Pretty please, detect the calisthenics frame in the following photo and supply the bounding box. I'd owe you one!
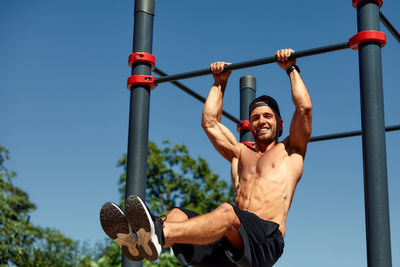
[123,1,397,266]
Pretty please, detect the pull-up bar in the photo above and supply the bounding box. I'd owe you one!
[154,41,350,84]
[152,13,399,86]
[155,66,400,144]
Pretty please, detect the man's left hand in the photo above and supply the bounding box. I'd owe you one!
[276,49,296,70]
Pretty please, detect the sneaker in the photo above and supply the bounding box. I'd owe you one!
[99,202,143,261]
[125,195,165,261]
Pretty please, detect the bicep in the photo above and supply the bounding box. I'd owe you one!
[203,121,241,162]
[288,108,312,156]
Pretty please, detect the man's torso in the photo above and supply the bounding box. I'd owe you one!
[231,140,304,236]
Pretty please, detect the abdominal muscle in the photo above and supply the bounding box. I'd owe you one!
[235,175,290,237]
[232,144,302,237]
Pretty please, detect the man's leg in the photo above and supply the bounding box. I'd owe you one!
[163,203,243,250]
[125,196,244,261]
[166,206,244,266]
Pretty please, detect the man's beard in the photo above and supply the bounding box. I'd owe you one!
[254,127,277,143]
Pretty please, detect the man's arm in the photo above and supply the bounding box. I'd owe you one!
[276,49,312,156]
[201,62,241,162]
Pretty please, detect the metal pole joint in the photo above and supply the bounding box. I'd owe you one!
[349,30,387,50]
[128,52,156,70]
[127,75,157,90]
[237,120,250,132]
[135,0,155,15]
[352,0,383,9]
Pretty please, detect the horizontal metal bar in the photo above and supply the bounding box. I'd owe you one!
[380,11,400,43]
[309,124,400,143]
[153,67,242,125]
[154,41,350,84]
[153,68,399,142]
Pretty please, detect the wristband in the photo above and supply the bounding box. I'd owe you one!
[286,64,300,75]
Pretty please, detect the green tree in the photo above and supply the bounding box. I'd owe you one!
[0,146,92,266]
[119,141,234,214]
[96,140,234,266]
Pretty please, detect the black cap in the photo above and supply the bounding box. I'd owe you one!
[249,95,282,137]
[249,95,281,118]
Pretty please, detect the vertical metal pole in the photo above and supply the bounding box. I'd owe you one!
[123,1,154,266]
[239,75,256,142]
[356,1,392,266]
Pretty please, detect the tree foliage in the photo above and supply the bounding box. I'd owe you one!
[118,140,234,214]
[96,140,234,266]
[0,140,234,266]
[0,146,92,266]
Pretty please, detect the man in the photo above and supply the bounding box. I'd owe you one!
[100,48,312,266]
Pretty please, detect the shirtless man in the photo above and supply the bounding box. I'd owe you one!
[100,48,312,266]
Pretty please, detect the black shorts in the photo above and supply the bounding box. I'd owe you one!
[171,205,284,267]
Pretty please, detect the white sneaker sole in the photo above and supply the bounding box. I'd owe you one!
[125,195,162,261]
[99,202,142,261]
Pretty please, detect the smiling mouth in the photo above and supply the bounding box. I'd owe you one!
[257,128,270,134]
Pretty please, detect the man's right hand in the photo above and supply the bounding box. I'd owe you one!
[210,62,232,84]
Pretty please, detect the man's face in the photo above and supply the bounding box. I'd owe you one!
[249,105,281,143]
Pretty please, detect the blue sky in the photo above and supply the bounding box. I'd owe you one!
[1,1,399,266]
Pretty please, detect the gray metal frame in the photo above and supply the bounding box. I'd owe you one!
[123,1,397,266]
[355,1,392,266]
[124,0,154,266]
[239,76,256,143]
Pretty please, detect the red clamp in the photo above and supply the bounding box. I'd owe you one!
[349,30,386,50]
[127,75,157,90]
[241,141,255,149]
[128,52,155,70]
[352,0,383,8]
[237,120,250,132]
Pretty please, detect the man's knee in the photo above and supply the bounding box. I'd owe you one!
[215,203,240,227]
[216,202,233,212]
[165,208,189,222]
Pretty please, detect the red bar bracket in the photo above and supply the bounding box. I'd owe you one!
[241,141,255,149]
[237,120,250,132]
[128,52,155,70]
[349,30,386,50]
[127,75,157,90]
[352,0,383,8]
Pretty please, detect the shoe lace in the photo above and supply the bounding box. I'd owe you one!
[158,215,167,228]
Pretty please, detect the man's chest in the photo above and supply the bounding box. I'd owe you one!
[238,146,288,180]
